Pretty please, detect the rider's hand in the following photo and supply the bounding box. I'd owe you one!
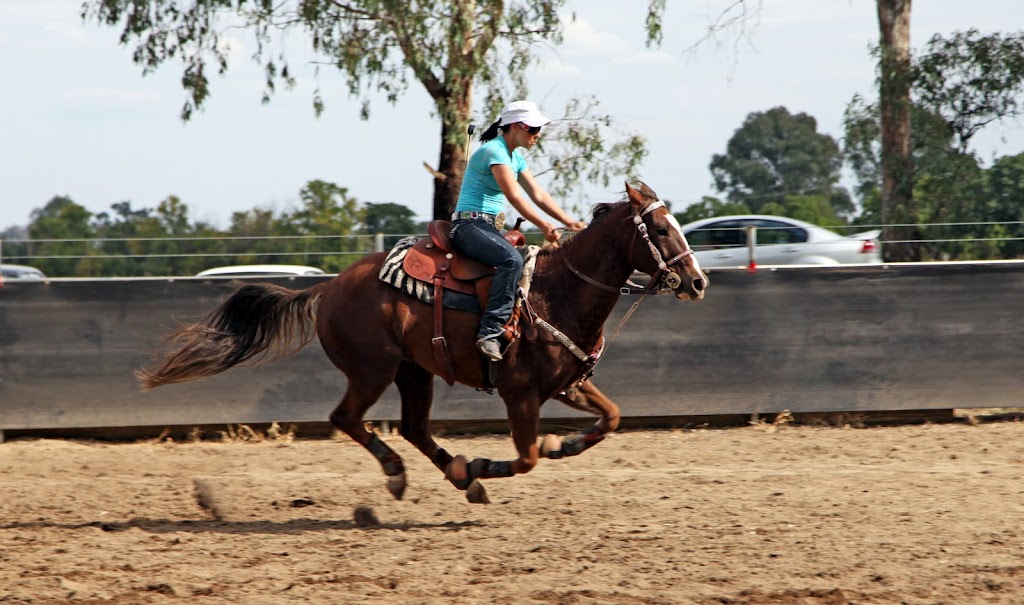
[564,220,587,232]
[542,223,561,245]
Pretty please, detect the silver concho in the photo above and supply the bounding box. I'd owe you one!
[495,211,506,231]
[664,271,682,290]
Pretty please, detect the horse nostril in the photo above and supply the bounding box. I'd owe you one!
[694,278,706,292]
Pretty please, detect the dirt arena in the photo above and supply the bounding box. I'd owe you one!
[2,419,1023,604]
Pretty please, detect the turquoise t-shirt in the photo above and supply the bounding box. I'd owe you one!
[455,138,528,215]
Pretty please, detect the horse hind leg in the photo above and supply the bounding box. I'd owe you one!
[541,381,621,459]
[329,374,408,500]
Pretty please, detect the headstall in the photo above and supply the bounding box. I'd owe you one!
[563,199,694,295]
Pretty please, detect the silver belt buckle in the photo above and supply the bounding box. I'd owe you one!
[495,212,506,230]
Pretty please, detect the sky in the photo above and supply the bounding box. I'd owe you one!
[2,0,1024,232]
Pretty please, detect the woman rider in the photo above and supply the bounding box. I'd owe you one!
[450,100,587,362]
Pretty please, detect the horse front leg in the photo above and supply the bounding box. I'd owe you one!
[541,380,621,459]
[447,395,542,504]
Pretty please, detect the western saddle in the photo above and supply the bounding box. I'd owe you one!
[401,219,526,385]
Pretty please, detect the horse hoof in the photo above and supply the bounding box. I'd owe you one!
[446,455,469,484]
[540,434,563,458]
[387,473,407,500]
[466,480,490,504]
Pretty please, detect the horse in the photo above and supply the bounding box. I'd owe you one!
[137,181,708,503]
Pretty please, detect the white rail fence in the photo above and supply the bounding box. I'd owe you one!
[2,220,1024,277]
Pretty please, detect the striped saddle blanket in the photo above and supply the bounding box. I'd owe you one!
[378,236,539,313]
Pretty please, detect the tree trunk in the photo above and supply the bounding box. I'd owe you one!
[876,0,920,261]
[429,72,474,220]
[431,120,469,220]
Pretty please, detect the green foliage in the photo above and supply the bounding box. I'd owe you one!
[83,1,664,219]
[913,29,1024,152]
[27,196,96,277]
[762,195,843,228]
[842,94,1024,261]
[364,202,419,250]
[363,202,417,235]
[533,96,648,208]
[709,106,853,219]
[11,181,419,277]
[980,152,1024,259]
[842,95,882,209]
[853,28,1024,261]
[672,196,750,225]
[277,180,366,272]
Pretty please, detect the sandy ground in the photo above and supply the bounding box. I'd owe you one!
[1,420,1023,605]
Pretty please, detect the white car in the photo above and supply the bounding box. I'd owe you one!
[680,215,882,268]
[1,263,47,281]
[195,264,327,277]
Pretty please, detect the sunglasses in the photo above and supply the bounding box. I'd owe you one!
[521,124,542,135]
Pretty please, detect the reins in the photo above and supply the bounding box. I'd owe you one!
[562,200,694,296]
[525,198,696,397]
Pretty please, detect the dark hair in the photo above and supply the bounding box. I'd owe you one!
[479,119,502,142]
[479,120,541,142]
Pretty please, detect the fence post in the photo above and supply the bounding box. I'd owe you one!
[374,233,385,253]
[746,226,757,273]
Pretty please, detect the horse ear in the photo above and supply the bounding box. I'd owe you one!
[625,181,644,209]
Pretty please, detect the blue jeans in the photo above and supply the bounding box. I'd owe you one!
[449,218,524,340]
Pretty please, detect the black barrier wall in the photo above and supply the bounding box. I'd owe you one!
[2,263,1023,430]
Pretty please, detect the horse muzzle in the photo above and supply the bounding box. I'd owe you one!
[673,271,708,301]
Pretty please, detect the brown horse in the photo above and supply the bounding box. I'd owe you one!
[138,181,708,503]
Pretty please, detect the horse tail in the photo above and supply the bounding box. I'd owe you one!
[136,282,328,390]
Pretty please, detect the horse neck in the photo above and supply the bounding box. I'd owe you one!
[532,210,637,342]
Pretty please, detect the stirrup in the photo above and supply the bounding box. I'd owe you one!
[476,338,503,362]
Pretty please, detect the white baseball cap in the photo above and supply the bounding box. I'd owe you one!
[499,100,552,128]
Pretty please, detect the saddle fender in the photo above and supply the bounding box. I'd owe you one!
[402,220,526,385]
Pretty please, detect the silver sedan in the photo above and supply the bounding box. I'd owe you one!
[680,215,882,268]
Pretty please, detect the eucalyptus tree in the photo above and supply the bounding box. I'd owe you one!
[84,1,667,219]
[671,196,750,225]
[875,0,915,261]
[983,153,1024,260]
[363,201,419,250]
[90,201,154,276]
[913,29,1024,154]
[709,106,852,221]
[844,97,989,260]
[846,28,1024,260]
[26,196,95,277]
[277,180,366,271]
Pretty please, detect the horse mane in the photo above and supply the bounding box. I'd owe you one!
[539,180,660,261]
[589,180,659,223]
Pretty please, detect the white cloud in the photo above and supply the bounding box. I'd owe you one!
[563,17,629,56]
[562,16,673,65]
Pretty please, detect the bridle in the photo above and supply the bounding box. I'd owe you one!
[541,198,698,398]
[563,199,695,295]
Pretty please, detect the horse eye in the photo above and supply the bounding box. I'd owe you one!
[656,227,669,236]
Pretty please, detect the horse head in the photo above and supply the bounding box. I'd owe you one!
[624,181,708,301]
